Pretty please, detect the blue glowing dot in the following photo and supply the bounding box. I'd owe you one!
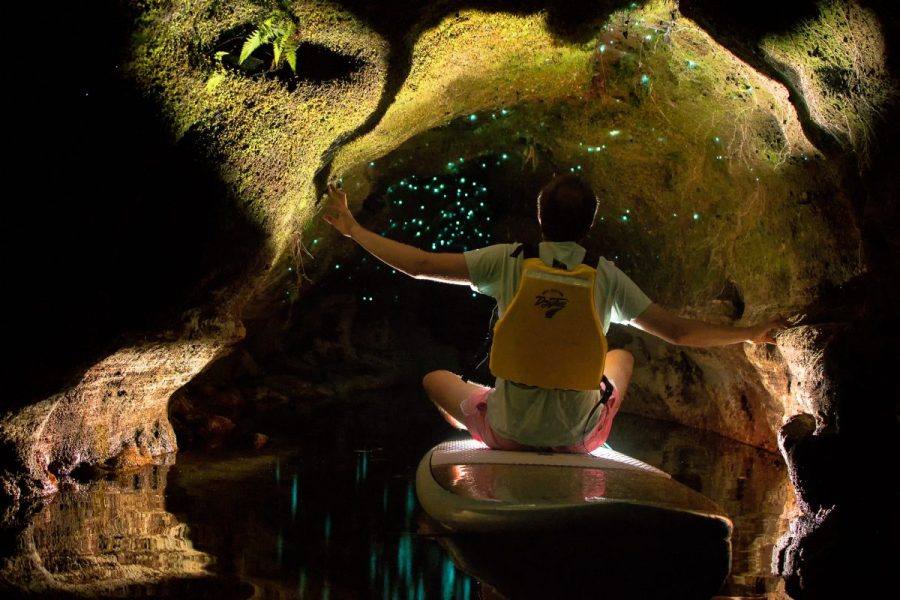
[459,157,464,162]
[621,215,629,222]
[460,178,466,183]
[599,44,606,53]
[335,264,341,269]
[468,114,477,122]
[714,136,721,144]
[687,60,697,69]
[693,213,700,220]
[644,34,652,41]
[501,108,509,115]
[640,74,650,85]
[447,162,455,169]
[501,154,509,160]
[288,266,293,272]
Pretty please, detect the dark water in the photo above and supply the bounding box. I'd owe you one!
[0,391,790,599]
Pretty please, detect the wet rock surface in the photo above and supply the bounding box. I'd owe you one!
[6,1,900,597]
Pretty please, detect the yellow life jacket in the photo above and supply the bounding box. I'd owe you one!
[489,244,608,391]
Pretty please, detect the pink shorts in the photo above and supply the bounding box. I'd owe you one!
[459,383,622,453]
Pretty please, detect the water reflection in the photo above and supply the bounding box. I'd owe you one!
[0,464,226,597]
[609,415,793,598]
[165,440,476,599]
[0,398,789,599]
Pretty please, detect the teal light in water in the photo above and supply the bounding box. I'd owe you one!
[291,474,298,519]
[324,513,332,542]
[405,483,415,526]
[397,536,412,579]
[468,114,477,122]
[640,74,650,85]
[441,559,456,600]
[599,43,606,53]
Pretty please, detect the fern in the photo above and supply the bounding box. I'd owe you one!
[284,43,298,74]
[238,15,299,75]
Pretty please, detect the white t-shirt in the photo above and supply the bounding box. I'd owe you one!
[463,241,652,447]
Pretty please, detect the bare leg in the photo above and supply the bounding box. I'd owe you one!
[603,349,634,401]
[422,370,487,430]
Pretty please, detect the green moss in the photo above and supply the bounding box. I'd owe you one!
[761,0,896,162]
[126,0,868,319]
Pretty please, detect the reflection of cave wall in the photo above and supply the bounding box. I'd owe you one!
[0,465,222,597]
[4,1,900,596]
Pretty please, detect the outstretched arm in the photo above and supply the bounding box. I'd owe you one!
[631,303,787,347]
[322,183,470,284]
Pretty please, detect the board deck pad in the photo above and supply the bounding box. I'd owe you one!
[430,438,669,477]
[417,438,731,532]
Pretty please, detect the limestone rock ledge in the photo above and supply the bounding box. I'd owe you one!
[1,339,225,502]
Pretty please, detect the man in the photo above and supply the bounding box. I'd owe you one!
[323,174,785,453]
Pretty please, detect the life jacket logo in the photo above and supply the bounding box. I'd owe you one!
[534,289,567,318]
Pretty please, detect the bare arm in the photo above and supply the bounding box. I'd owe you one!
[631,303,787,347]
[322,183,470,284]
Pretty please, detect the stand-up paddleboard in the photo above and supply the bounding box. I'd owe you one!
[416,438,733,535]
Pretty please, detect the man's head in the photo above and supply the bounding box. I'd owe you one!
[537,174,599,242]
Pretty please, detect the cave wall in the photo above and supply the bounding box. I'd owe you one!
[4,0,899,595]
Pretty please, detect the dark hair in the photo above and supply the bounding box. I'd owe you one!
[537,174,598,241]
